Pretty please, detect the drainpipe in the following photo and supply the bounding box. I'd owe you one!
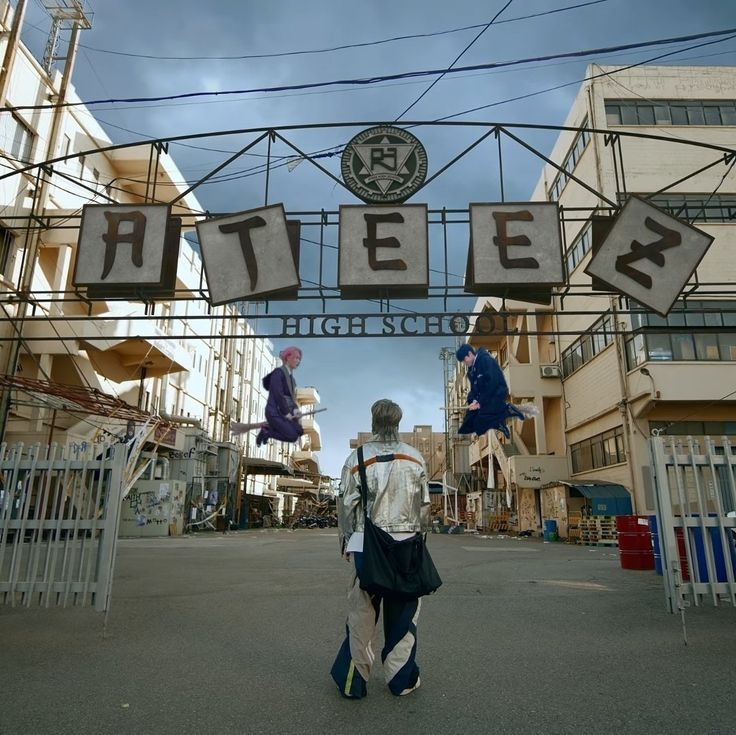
[611,297,638,512]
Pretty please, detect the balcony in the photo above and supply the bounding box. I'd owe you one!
[301,416,322,452]
[504,363,562,399]
[296,386,320,407]
[292,449,319,478]
[25,317,189,381]
[276,476,317,491]
[628,362,736,417]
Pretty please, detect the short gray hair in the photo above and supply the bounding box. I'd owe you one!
[371,399,402,441]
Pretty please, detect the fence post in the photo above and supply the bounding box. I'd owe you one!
[94,444,126,612]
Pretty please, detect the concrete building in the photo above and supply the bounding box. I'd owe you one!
[0,1,322,530]
[452,65,736,536]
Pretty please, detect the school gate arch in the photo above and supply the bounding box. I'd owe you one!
[0,120,735,610]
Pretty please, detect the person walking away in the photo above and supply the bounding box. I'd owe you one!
[331,399,430,699]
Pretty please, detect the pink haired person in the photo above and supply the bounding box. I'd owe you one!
[255,346,305,446]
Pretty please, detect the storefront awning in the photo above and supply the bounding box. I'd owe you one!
[561,481,632,516]
[570,483,631,500]
[242,457,293,476]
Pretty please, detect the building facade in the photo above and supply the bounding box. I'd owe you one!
[451,65,736,535]
[0,2,322,530]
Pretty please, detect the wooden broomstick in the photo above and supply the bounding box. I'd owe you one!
[229,407,327,436]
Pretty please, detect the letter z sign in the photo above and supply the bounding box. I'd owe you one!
[585,196,714,317]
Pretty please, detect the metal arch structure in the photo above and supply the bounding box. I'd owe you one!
[0,119,735,345]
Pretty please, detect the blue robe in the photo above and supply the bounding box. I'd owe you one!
[256,366,304,445]
[458,348,522,438]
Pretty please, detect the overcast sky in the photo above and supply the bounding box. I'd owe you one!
[18,0,736,478]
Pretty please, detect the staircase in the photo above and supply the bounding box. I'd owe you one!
[488,431,522,486]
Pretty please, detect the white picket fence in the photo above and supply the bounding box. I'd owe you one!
[0,442,126,611]
[650,435,736,614]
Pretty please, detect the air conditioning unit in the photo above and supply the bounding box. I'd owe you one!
[540,364,561,378]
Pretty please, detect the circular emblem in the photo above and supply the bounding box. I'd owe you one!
[449,315,470,335]
[341,125,428,204]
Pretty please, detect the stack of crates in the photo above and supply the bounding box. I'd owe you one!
[567,511,582,544]
[580,515,618,546]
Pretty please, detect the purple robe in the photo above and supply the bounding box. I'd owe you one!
[257,366,304,444]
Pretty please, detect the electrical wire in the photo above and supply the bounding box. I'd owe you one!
[395,0,515,121]
[5,27,736,114]
[70,1,611,62]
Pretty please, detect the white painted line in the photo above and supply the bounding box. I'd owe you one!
[461,546,539,552]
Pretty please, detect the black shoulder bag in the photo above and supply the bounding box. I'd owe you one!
[356,446,442,601]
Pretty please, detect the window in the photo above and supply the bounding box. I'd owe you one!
[0,225,14,276]
[625,301,736,367]
[561,314,615,377]
[0,113,34,162]
[606,99,736,127]
[564,224,592,275]
[547,120,590,201]
[643,194,736,223]
[571,426,625,473]
[649,421,736,438]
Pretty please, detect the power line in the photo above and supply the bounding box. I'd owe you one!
[144,36,736,190]
[81,44,736,172]
[6,27,736,114]
[433,32,736,122]
[395,0,515,121]
[72,1,610,62]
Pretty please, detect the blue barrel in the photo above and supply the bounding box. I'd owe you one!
[543,519,558,542]
[689,516,736,582]
[652,514,736,581]
[649,515,663,576]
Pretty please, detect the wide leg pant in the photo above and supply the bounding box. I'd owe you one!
[330,557,421,698]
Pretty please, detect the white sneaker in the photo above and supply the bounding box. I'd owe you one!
[399,677,420,696]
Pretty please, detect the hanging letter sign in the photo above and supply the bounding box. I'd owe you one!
[338,204,429,298]
[196,204,300,305]
[585,196,714,317]
[466,202,564,295]
[73,204,179,297]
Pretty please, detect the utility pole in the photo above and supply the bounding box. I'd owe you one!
[438,347,453,477]
[0,1,91,442]
[0,0,28,107]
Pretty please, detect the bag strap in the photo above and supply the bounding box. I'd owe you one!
[357,448,398,513]
[357,445,369,518]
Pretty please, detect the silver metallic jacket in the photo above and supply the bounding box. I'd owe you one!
[337,439,431,551]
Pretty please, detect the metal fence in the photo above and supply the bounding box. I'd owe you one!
[0,442,126,611]
[650,435,736,615]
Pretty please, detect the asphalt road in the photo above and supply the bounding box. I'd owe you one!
[1,530,734,735]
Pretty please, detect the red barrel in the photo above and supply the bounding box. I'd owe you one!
[675,527,690,581]
[616,515,655,570]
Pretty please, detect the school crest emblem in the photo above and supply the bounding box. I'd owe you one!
[341,125,428,203]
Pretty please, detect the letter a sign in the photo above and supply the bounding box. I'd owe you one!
[585,196,714,317]
[73,204,179,296]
